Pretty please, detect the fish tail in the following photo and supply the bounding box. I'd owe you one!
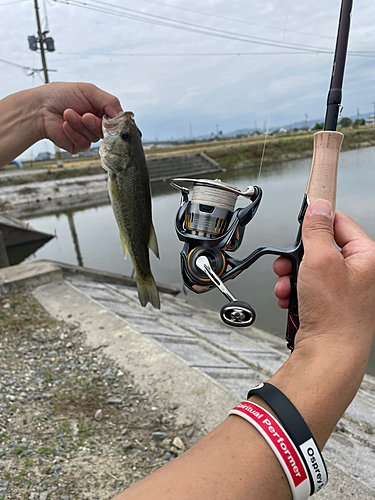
[136,272,161,309]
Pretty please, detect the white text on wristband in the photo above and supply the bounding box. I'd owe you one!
[229,401,310,500]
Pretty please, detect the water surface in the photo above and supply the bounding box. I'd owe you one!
[19,146,375,374]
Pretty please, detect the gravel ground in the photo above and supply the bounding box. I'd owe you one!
[0,291,203,500]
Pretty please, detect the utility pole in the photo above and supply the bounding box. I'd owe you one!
[34,0,49,83]
[31,0,63,167]
[373,102,375,124]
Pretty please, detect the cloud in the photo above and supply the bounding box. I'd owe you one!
[1,0,374,156]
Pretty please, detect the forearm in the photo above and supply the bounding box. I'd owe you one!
[0,87,44,167]
[113,344,368,500]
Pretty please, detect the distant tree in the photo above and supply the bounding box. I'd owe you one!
[338,117,352,128]
[313,122,324,130]
[353,118,365,128]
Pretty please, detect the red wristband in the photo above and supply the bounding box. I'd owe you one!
[229,401,310,500]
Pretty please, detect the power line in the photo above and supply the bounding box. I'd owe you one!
[0,0,29,5]
[53,0,375,56]
[57,51,314,57]
[0,56,52,74]
[51,0,333,54]
[55,49,375,59]
[131,0,370,46]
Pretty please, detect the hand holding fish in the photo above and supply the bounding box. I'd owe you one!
[43,82,123,154]
[0,82,122,168]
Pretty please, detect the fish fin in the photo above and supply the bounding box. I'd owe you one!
[136,272,160,309]
[148,222,160,259]
[119,232,128,259]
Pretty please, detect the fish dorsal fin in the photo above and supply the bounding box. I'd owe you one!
[148,222,160,259]
[119,232,128,259]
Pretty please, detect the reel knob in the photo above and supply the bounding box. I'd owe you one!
[220,300,256,327]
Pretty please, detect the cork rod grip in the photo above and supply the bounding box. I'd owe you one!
[306,130,344,211]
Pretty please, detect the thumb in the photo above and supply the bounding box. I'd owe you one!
[302,199,335,262]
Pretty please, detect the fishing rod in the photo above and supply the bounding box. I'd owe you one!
[170,0,353,351]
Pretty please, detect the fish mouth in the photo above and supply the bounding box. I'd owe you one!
[102,111,135,136]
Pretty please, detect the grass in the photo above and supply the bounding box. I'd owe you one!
[208,128,375,170]
[2,127,375,189]
[0,292,51,336]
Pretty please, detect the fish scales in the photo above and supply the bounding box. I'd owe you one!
[99,111,160,309]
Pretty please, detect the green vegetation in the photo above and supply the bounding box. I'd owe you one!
[207,128,375,170]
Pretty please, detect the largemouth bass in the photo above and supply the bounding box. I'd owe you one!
[99,111,160,309]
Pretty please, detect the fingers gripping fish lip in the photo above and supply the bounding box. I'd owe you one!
[102,111,135,136]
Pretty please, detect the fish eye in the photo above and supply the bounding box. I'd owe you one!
[121,131,129,141]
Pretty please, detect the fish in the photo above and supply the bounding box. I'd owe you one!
[99,111,160,309]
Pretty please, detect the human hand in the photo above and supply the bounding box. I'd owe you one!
[273,200,375,355]
[39,82,123,154]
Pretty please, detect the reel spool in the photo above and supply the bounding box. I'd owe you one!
[184,181,239,240]
[171,178,262,251]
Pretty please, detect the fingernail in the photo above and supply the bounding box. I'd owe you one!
[86,117,96,128]
[309,199,333,218]
[67,113,77,124]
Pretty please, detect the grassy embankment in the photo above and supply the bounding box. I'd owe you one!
[2,127,375,187]
[207,127,375,170]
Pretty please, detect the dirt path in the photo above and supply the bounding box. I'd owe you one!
[0,291,203,500]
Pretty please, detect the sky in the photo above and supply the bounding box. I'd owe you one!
[1,0,375,158]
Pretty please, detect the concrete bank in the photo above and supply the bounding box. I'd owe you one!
[1,261,375,499]
[0,152,221,210]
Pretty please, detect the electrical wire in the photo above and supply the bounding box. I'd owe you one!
[0,0,29,5]
[53,0,375,56]
[0,57,57,75]
[55,50,375,58]
[0,57,43,73]
[51,0,345,55]
[56,51,314,57]
[42,0,50,32]
[133,0,371,47]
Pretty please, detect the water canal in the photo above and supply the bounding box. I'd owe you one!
[15,146,375,375]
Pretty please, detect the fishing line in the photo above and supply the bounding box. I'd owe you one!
[257,0,292,185]
[192,184,238,211]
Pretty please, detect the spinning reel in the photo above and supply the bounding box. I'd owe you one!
[170,178,305,343]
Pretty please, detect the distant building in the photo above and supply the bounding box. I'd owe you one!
[36,152,52,161]
[365,116,375,126]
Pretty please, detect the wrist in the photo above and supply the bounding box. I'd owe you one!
[0,87,45,167]
[27,86,46,142]
[267,344,367,449]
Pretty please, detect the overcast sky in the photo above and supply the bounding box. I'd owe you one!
[1,0,375,157]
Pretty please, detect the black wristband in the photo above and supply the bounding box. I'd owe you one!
[247,382,328,495]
